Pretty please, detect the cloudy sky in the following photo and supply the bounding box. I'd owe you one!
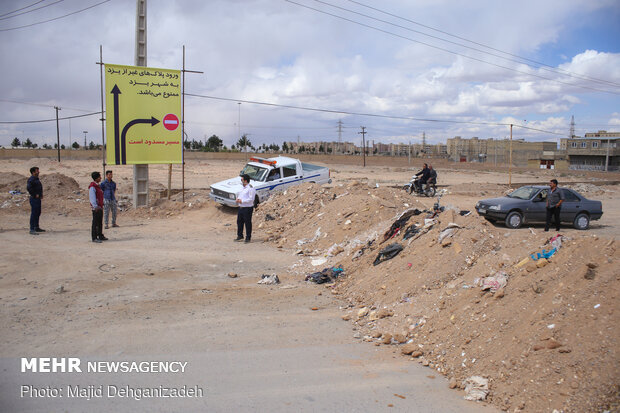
[1,0,619,149]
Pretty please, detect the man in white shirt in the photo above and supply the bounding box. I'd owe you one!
[235,174,257,243]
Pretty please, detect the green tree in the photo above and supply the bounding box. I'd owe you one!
[24,138,33,148]
[42,143,51,149]
[319,144,324,153]
[11,137,20,147]
[282,142,289,153]
[61,144,65,149]
[183,140,191,150]
[236,135,252,152]
[72,142,80,149]
[88,141,96,150]
[207,135,223,152]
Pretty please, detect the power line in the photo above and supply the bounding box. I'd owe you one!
[185,92,566,136]
[344,0,620,89]
[0,0,111,32]
[0,111,101,124]
[0,98,97,112]
[0,0,64,22]
[0,0,47,18]
[285,0,619,95]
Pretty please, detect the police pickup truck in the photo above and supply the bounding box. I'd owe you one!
[209,156,332,207]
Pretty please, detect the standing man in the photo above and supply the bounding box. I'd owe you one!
[545,179,564,232]
[235,174,256,243]
[100,170,119,229]
[89,172,108,243]
[27,166,44,235]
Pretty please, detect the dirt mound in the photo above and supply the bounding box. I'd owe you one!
[41,173,80,196]
[254,182,619,413]
[0,172,28,192]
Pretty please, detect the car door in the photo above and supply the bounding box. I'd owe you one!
[279,163,299,190]
[526,189,547,222]
[559,189,581,222]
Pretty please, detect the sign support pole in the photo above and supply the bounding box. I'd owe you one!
[98,45,106,175]
[133,0,149,208]
[179,45,203,203]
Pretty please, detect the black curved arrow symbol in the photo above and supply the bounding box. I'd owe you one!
[121,117,160,164]
[110,85,121,164]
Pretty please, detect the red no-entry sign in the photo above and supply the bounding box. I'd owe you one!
[163,113,179,131]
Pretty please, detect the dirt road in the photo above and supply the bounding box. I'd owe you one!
[0,206,495,412]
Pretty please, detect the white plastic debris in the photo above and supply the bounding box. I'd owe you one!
[463,376,489,401]
[257,274,280,285]
[311,258,327,267]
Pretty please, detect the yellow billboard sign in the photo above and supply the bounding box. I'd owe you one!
[105,64,182,164]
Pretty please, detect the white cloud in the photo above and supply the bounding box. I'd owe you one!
[0,0,619,147]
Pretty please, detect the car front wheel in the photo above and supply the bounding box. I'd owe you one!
[505,211,523,229]
[573,213,590,230]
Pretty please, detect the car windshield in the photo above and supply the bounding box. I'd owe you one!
[507,186,539,200]
[240,164,268,182]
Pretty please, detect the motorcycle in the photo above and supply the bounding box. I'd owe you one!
[403,176,437,197]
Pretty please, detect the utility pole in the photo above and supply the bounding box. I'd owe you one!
[133,0,149,208]
[422,131,426,155]
[605,138,610,172]
[83,131,88,148]
[54,106,61,162]
[509,124,513,187]
[337,119,343,154]
[408,140,411,165]
[358,126,366,167]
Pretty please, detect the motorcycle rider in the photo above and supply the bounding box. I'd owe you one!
[428,165,437,186]
[414,163,430,192]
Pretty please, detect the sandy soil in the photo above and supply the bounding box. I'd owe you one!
[0,156,618,412]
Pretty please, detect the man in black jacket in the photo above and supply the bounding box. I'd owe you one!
[27,166,44,235]
[414,163,430,192]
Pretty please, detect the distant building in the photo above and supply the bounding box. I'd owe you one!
[560,131,620,171]
[446,136,557,166]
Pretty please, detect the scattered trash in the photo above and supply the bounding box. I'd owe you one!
[514,257,530,268]
[54,285,65,294]
[9,190,22,195]
[327,244,345,257]
[594,304,601,309]
[478,271,508,292]
[403,224,419,240]
[547,324,555,329]
[352,239,375,260]
[257,274,280,285]
[373,243,404,266]
[438,223,461,243]
[459,210,471,216]
[306,267,344,284]
[297,227,322,246]
[227,272,238,278]
[265,214,276,221]
[463,376,489,401]
[311,257,328,267]
[547,234,564,250]
[383,209,421,241]
[530,248,556,261]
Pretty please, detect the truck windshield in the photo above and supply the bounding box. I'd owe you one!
[240,164,268,182]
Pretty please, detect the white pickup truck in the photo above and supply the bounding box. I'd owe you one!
[209,156,332,207]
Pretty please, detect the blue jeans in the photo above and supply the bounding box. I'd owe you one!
[29,197,41,231]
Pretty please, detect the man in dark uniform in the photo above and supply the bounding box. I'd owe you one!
[545,179,564,232]
[27,166,44,235]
